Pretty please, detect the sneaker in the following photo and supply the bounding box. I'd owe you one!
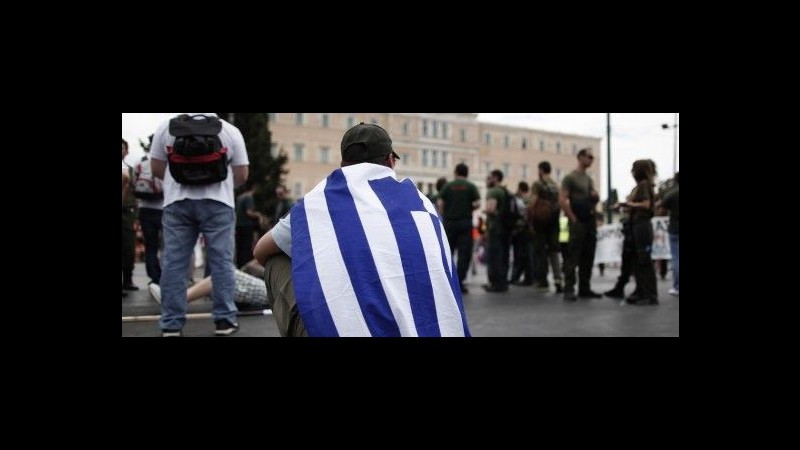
[162,329,182,337]
[563,292,578,301]
[148,283,161,304]
[122,284,140,291]
[578,290,603,299]
[215,320,240,336]
[669,288,679,296]
[604,288,625,299]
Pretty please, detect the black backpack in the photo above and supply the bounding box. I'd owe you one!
[499,187,524,231]
[167,114,228,185]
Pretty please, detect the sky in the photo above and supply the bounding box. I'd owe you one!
[122,113,678,198]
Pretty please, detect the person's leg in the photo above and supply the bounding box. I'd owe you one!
[198,200,237,326]
[563,221,585,297]
[187,276,212,302]
[532,228,548,287]
[546,226,563,292]
[264,253,307,337]
[121,209,137,288]
[631,220,658,304]
[669,232,679,293]
[160,201,198,332]
[455,220,473,289]
[139,208,163,284]
[578,224,597,294]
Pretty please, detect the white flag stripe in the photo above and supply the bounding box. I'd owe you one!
[411,211,465,337]
[343,166,418,336]
[416,190,454,277]
[304,178,371,336]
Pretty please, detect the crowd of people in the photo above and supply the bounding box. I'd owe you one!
[123,115,679,337]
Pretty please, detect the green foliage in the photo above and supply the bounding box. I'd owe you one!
[216,113,288,216]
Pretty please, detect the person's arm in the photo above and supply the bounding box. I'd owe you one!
[122,168,130,204]
[485,197,498,216]
[151,159,166,180]
[254,231,281,266]
[559,186,577,223]
[233,166,248,188]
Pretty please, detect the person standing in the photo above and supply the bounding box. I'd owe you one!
[121,138,139,294]
[660,172,679,296]
[437,164,480,293]
[621,159,659,305]
[134,134,164,285]
[269,185,294,229]
[559,148,601,301]
[150,113,249,336]
[530,161,563,293]
[483,170,510,293]
[235,180,265,268]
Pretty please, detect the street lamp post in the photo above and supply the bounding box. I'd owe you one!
[662,113,678,175]
[606,113,612,224]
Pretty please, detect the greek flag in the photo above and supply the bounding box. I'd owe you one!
[291,164,471,337]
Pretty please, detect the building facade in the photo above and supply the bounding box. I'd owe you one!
[269,113,602,204]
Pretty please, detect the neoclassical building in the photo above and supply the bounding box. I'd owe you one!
[269,113,602,202]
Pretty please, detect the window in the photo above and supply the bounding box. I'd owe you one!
[268,113,276,123]
[294,144,304,162]
[271,143,278,158]
[573,143,577,155]
[503,163,511,178]
[433,121,439,138]
[504,136,510,148]
[442,122,448,139]
[296,113,304,125]
[422,149,429,166]
[294,182,302,198]
[423,120,429,137]
[540,140,545,152]
[485,133,491,145]
[522,164,528,180]
[441,151,449,168]
[460,129,466,142]
[321,114,329,128]
[347,116,355,129]
[371,118,378,125]
[556,168,562,182]
[432,150,439,168]
[401,153,409,165]
[521,138,527,150]
[484,161,491,174]
[556,141,561,153]
[320,146,330,164]
[402,122,409,136]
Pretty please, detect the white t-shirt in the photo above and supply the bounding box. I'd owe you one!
[150,113,248,209]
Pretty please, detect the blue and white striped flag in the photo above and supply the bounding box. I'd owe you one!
[290,164,471,337]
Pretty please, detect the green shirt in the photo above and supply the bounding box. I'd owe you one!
[438,179,480,221]
[661,186,679,234]
[486,186,506,235]
[561,170,595,221]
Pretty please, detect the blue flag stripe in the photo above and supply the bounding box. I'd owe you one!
[370,178,441,336]
[301,178,371,336]
[290,199,339,337]
[325,170,401,337]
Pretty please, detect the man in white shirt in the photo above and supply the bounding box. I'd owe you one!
[150,113,249,336]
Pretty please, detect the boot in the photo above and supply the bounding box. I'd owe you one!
[604,285,625,299]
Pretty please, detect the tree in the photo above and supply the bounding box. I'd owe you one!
[217,113,288,216]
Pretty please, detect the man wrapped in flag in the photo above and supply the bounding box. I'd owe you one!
[254,123,471,337]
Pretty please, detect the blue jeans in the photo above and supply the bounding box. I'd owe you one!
[160,199,237,331]
[669,232,679,291]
